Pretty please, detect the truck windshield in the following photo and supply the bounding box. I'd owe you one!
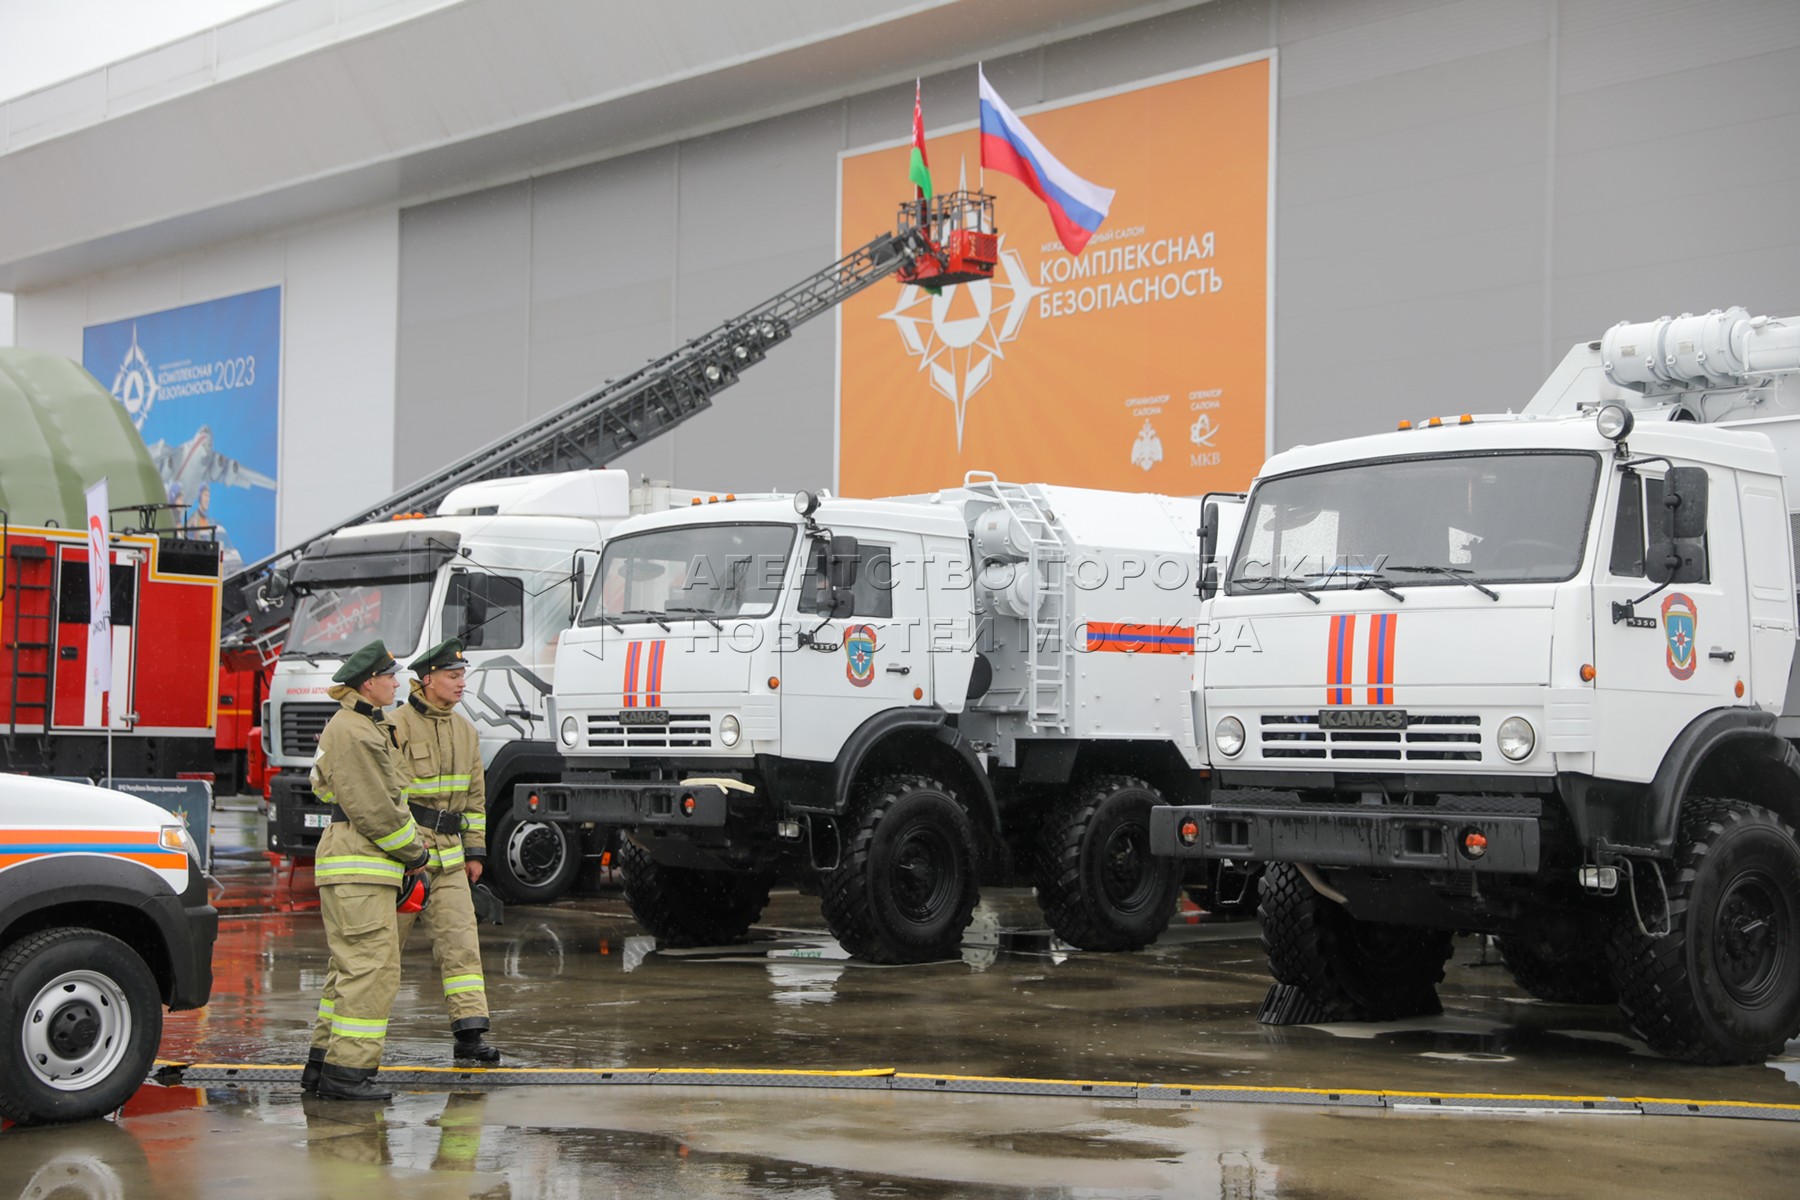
[1226,450,1600,593]
[582,523,796,624]
[286,574,434,658]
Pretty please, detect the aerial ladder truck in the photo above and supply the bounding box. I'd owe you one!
[236,192,1000,903]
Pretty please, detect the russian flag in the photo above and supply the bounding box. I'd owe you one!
[978,67,1114,255]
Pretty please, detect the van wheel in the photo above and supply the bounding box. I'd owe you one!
[1034,775,1181,951]
[489,810,581,904]
[822,775,979,964]
[1607,799,1800,1063]
[0,928,162,1125]
[1258,863,1452,1020]
[617,837,772,946]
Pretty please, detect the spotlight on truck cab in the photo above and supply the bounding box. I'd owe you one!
[794,490,821,517]
[1596,403,1635,442]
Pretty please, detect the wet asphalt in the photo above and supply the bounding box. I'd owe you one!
[1,803,1796,1198]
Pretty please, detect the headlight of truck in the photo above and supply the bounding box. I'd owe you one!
[1497,716,1535,761]
[719,714,741,748]
[559,715,580,748]
[1214,715,1246,757]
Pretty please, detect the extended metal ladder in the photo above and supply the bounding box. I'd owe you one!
[964,474,1071,733]
[220,200,990,649]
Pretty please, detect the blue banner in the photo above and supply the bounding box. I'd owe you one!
[83,287,281,569]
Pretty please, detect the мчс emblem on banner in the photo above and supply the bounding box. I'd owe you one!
[845,625,878,688]
[1131,419,1163,472]
[1662,592,1697,681]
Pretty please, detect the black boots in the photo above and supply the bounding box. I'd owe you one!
[300,1047,326,1093]
[315,1062,393,1101]
[452,1028,501,1064]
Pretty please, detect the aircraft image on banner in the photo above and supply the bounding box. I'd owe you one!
[146,425,277,500]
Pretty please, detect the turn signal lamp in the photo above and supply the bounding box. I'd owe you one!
[158,825,191,853]
[1580,663,1597,682]
[767,676,780,690]
[527,792,541,813]
[681,794,697,817]
[1462,830,1488,859]
[1736,680,1746,698]
[1178,818,1201,847]
[913,687,924,700]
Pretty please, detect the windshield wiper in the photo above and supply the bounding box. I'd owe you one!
[1229,573,1321,604]
[1384,565,1500,601]
[591,614,627,633]
[619,609,672,631]
[665,606,724,630]
[1350,572,1406,602]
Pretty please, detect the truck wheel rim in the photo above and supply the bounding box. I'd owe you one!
[891,825,956,923]
[1100,820,1157,913]
[507,821,567,885]
[22,970,134,1092]
[1715,869,1787,1007]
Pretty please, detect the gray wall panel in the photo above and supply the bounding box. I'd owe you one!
[395,181,532,487]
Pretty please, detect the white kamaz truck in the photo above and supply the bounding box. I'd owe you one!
[264,469,699,902]
[1154,307,1800,1064]
[531,476,1216,961]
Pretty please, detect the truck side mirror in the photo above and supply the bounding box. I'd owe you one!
[1665,467,1709,540]
[1199,502,1221,599]
[1647,539,1707,585]
[828,535,860,589]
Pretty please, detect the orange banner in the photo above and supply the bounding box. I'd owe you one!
[838,56,1272,498]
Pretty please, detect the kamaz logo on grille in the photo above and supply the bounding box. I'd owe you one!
[1317,708,1409,730]
[618,709,671,727]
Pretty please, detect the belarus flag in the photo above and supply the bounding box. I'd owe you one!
[978,66,1114,255]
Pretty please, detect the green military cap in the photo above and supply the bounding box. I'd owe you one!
[333,639,398,687]
[410,637,469,674]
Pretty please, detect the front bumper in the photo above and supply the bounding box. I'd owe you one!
[1150,800,1540,874]
[519,779,732,828]
[267,774,332,857]
[144,890,218,1010]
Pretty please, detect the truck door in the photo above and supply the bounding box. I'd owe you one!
[51,546,138,730]
[779,531,929,763]
[1590,463,1748,782]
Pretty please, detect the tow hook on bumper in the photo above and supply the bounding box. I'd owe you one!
[1148,803,1539,874]
[516,781,732,827]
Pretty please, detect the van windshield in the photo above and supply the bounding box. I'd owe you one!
[1226,450,1600,594]
[581,523,796,625]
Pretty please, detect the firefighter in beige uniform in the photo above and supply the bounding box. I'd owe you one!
[299,639,430,1102]
[390,637,501,1063]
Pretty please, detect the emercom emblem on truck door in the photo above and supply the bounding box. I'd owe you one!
[845,625,877,688]
[1662,592,1697,680]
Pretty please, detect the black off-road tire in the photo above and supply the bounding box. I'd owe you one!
[0,928,163,1125]
[1606,799,1800,1064]
[821,775,980,964]
[489,809,582,905]
[1495,931,1616,1004]
[617,837,773,947]
[1033,775,1181,951]
[1258,863,1453,1020]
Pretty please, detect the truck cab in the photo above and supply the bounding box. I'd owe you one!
[538,479,1207,962]
[264,469,697,902]
[1156,307,1800,1065]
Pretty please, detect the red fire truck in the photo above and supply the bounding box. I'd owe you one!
[1,516,222,779]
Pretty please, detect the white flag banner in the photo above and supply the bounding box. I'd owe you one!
[84,478,112,722]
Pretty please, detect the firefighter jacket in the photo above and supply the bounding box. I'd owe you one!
[390,679,488,872]
[310,685,429,886]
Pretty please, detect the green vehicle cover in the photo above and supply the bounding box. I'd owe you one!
[0,347,167,531]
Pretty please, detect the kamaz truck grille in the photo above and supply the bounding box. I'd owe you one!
[586,713,713,750]
[280,703,338,756]
[1258,713,1481,762]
